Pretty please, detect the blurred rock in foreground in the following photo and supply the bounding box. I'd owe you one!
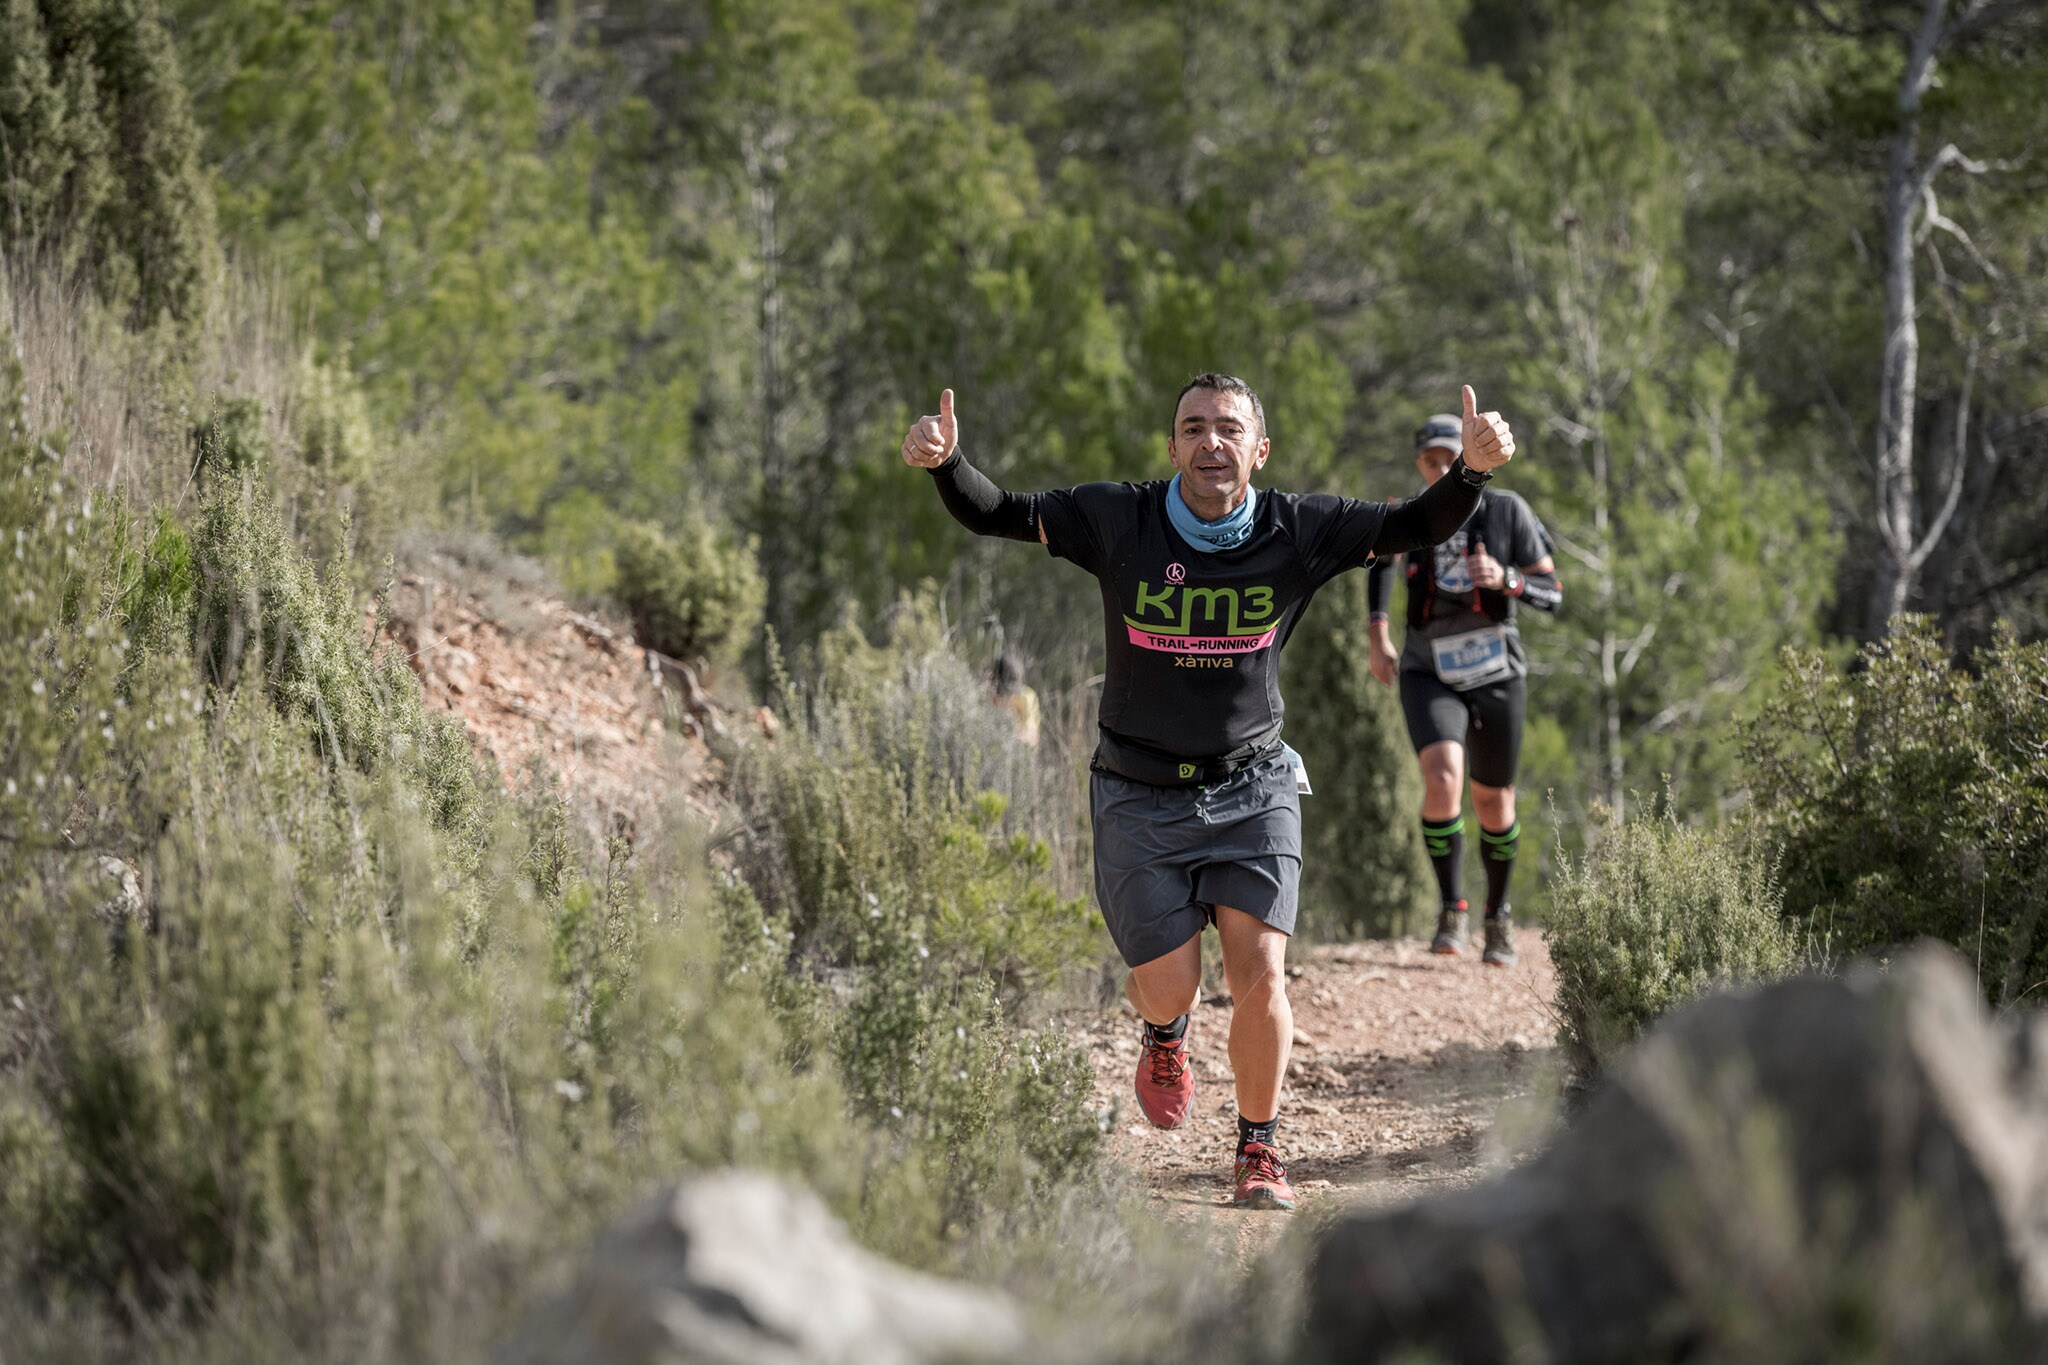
[1305,943,2048,1363]
[497,1171,1023,1365]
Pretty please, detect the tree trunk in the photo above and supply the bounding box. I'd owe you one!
[1866,0,1949,639]
[1593,425,1624,820]
[747,127,790,638]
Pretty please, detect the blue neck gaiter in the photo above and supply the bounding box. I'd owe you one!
[1165,475,1257,552]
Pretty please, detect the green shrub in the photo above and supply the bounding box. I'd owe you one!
[733,602,1100,993]
[108,506,198,664]
[833,896,1100,1252]
[188,394,269,480]
[1744,621,2048,1006]
[1548,807,1804,1077]
[726,596,1108,1257]
[0,349,191,1049]
[0,345,1131,1357]
[0,352,882,1356]
[5,713,868,1335]
[187,470,491,881]
[278,354,408,572]
[611,516,764,666]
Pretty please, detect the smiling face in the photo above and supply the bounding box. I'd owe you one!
[1168,387,1270,519]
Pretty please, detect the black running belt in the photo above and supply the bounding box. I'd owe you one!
[1091,722,1285,787]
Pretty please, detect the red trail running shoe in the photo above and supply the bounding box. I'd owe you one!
[1134,1030,1194,1130]
[1231,1142,1296,1211]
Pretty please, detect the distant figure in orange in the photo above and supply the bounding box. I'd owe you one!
[991,652,1041,748]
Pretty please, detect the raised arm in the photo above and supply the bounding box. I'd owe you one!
[1376,385,1516,556]
[902,388,1045,544]
[1377,468,1481,555]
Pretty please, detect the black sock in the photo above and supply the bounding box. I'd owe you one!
[1422,814,1464,906]
[1143,1013,1188,1044]
[1237,1113,1278,1153]
[1480,820,1519,917]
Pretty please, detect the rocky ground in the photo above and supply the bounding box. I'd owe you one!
[1067,932,1563,1264]
[377,539,728,840]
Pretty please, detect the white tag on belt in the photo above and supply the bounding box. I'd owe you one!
[1280,743,1313,796]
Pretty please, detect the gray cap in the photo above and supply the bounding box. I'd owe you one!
[1414,414,1463,454]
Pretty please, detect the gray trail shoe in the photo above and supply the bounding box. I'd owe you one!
[1482,909,1517,968]
[1429,902,1469,956]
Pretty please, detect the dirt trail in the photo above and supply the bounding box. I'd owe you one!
[1068,933,1562,1262]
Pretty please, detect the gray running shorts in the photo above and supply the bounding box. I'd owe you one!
[1088,753,1302,968]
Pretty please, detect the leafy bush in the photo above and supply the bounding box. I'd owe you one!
[1744,620,2048,1006]
[188,394,269,479]
[734,602,1099,989]
[0,346,893,1358]
[2,335,847,1309]
[726,596,1108,1256]
[279,353,408,570]
[187,470,491,880]
[611,516,764,666]
[1548,807,1804,1077]
[0,340,1132,1358]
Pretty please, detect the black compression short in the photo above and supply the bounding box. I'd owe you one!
[1397,671,1525,789]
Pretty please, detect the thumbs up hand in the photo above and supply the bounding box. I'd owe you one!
[1460,385,1516,472]
[1466,536,1507,590]
[901,388,960,468]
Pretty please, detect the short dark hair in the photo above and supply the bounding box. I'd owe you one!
[1173,373,1266,442]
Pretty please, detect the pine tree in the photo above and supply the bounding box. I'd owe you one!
[0,0,218,321]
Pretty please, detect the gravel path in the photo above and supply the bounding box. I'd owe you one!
[1067,932,1563,1263]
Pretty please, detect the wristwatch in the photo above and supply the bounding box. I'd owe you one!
[1452,457,1493,488]
[1504,566,1522,596]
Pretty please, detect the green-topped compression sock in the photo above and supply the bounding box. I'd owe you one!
[1480,820,1520,917]
[1421,814,1464,906]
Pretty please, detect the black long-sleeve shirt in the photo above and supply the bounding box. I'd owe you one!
[929,452,1481,761]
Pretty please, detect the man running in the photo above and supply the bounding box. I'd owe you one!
[1367,412,1561,968]
[902,376,1517,1209]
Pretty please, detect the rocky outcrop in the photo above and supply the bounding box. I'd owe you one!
[496,1171,1023,1365]
[377,539,733,843]
[1303,943,2048,1362]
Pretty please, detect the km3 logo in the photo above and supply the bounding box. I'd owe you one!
[1128,580,1279,636]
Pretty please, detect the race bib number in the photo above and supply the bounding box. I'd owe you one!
[1430,626,1514,691]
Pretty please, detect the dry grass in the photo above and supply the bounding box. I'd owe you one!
[3,250,299,503]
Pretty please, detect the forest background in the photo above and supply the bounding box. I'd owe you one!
[3,0,2047,1359]
[13,0,2048,894]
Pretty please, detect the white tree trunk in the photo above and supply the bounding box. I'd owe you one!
[746,124,791,633]
[1869,0,1951,638]
[1592,427,1624,820]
